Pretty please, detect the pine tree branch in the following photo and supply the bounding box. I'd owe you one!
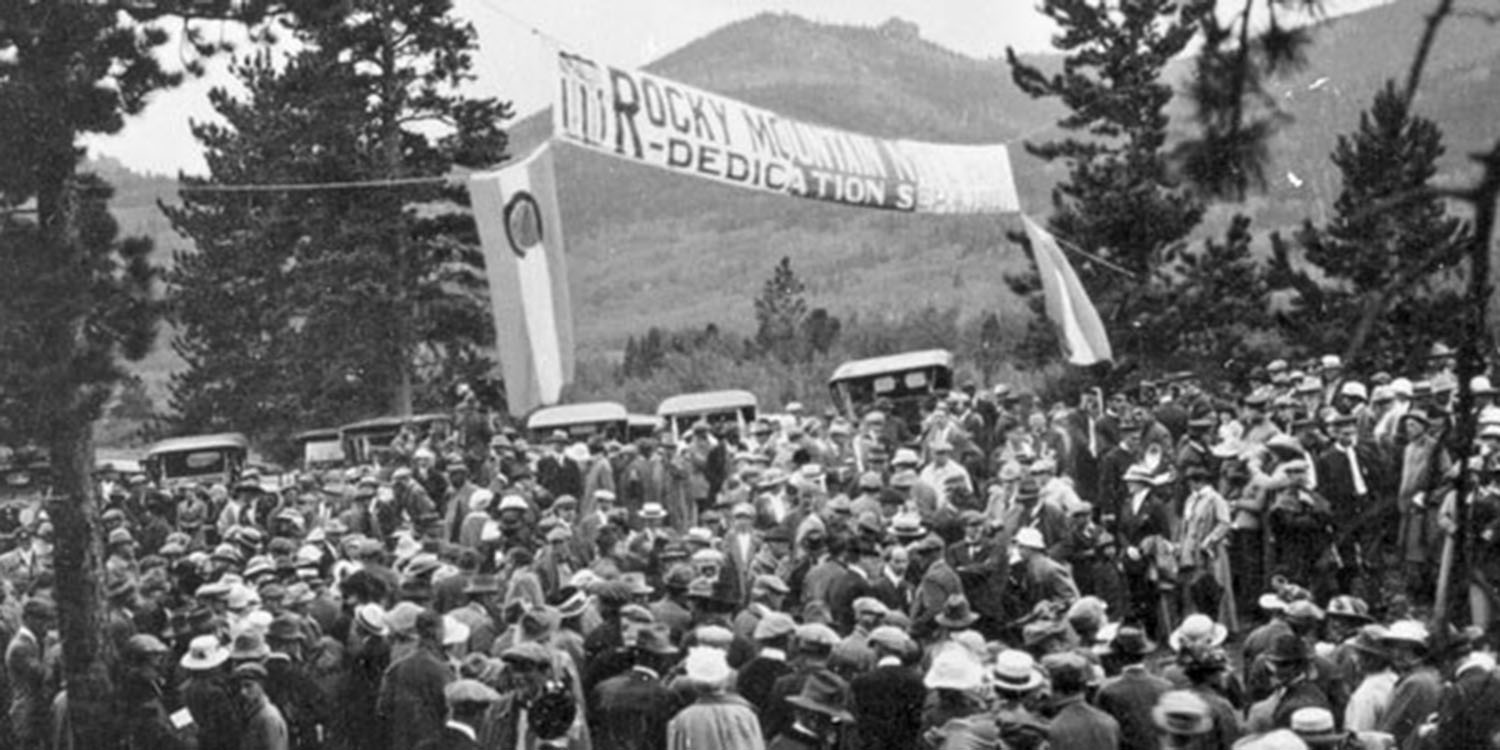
[1403,0,1457,108]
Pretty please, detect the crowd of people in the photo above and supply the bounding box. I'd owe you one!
[5,344,1500,750]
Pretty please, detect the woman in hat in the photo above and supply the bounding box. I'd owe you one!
[1117,462,1172,639]
[1178,465,1236,631]
[1174,646,1244,748]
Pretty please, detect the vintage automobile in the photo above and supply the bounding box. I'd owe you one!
[338,413,452,465]
[292,428,346,471]
[657,389,759,442]
[526,402,629,442]
[828,348,954,430]
[145,433,250,490]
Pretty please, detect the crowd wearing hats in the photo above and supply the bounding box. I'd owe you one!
[6,348,1500,749]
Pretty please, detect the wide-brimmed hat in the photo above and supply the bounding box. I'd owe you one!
[890,511,927,539]
[634,624,679,655]
[1153,690,1212,736]
[785,670,853,721]
[1379,620,1430,649]
[229,630,270,661]
[354,603,389,637]
[1325,595,1373,623]
[1122,464,1155,485]
[990,649,1045,692]
[1290,707,1347,746]
[925,646,985,691]
[1169,614,1227,652]
[639,502,668,520]
[935,594,980,628]
[180,634,230,671]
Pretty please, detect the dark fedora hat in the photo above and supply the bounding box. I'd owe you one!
[785,670,853,722]
[1265,632,1312,664]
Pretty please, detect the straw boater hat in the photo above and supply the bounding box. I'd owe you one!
[1290,707,1347,747]
[990,649,1045,693]
[1153,690,1213,737]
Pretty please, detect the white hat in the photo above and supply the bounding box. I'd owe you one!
[1474,376,1498,395]
[990,649,1045,692]
[469,489,495,513]
[1014,527,1046,551]
[180,634,230,671]
[442,615,471,647]
[498,495,528,513]
[1339,381,1368,401]
[1390,378,1414,398]
[924,646,985,691]
[1320,354,1342,370]
[1380,619,1429,646]
[683,646,732,686]
[891,448,921,467]
[1168,614,1228,651]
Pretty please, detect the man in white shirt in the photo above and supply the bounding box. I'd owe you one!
[918,440,972,511]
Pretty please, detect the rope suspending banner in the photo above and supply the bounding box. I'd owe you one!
[177,175,453,193]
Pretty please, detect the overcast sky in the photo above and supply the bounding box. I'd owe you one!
[85,0,1390,175]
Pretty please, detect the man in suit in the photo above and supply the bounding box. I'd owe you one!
[1012,527,1080,619]
[1045,652,1121,750]
[737,612,796,716]
[848,626,924,750]
[723,503,760,604]
[1315,414,1386,597]
[1002,479,1069,560]
[592,625,682,750]
[7,597,54,750]
[1095,627,1171,750]
[0,525,51,597]
[909,536,963,636]
[415,679,501,750]
[376,609,452,750]
[536,431,584,502]
[868,545,913,615]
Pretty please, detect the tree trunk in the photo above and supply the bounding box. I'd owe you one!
[47,420,115,750]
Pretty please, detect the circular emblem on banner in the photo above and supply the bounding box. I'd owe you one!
[504,192,544,258]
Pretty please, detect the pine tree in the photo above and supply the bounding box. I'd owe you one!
[1291,81,1469,370]
[1137,215,1282,378]
[754,256,810,362]
[1005,0,1209,369]
[165,0,512,449]
[0,4,187,743]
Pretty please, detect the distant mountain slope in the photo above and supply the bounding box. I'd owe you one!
[108,0,1500,367]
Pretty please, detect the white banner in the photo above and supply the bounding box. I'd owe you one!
[554,49,1021,214]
